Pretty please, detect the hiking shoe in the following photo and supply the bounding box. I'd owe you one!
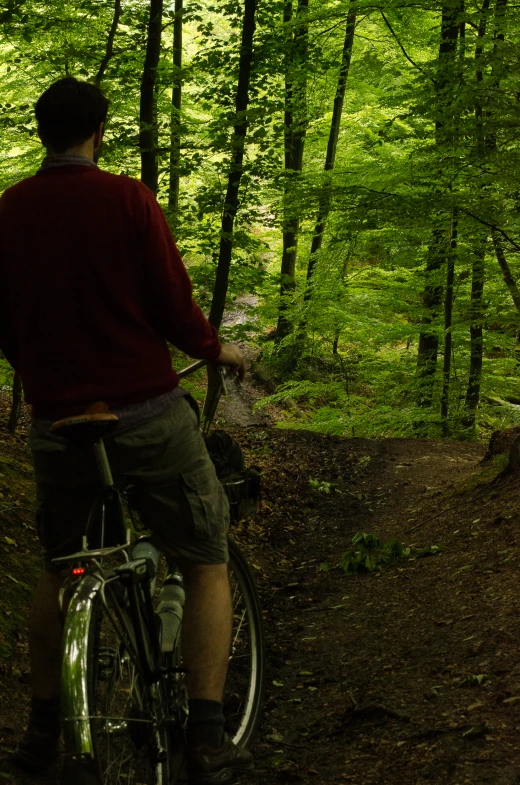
[10,726,61,775]
[187,734,254,784]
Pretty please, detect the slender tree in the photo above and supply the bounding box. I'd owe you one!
[94,0,121,87]
[462,0,491,429]
[440,209,458,431]
[463,238,486,427]
[139,0,163,193]
[416,0,461,408]
[303,7,356,299]
[276,0,308,340]
[169,0,183,226]
[289,6,356,362]
[208,0,257,329]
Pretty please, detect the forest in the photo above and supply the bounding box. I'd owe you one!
[0,0,519,440]
[3,5,520,782]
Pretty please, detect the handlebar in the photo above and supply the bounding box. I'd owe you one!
[176,359,207,379]
[177,360,232,394]
[177,361,234,435]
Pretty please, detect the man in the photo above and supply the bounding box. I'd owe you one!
[0,77,252,785]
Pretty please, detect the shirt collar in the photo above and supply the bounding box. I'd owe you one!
[39,154,98,171]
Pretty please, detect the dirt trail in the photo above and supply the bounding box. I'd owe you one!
[230,430,520,785]
[1,393,520,785]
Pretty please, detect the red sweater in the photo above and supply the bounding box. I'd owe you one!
[0,164,221,418]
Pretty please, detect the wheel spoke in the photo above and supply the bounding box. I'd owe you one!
[86,597,171,784]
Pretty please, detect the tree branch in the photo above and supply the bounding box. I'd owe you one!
[462,209,520,253]
[380,11,433,81]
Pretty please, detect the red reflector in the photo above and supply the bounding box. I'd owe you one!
[72,567,85,576]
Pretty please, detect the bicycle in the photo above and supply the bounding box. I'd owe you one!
[50,362,265,784]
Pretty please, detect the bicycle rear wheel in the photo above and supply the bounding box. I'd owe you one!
[62,575,172,785]
[224,539,265,747]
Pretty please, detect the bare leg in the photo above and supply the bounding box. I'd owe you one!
[29,570,65,700]
[30,563,232,701]
[180,562,232,701]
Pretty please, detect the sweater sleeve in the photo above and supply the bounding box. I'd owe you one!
[138,189,221,360]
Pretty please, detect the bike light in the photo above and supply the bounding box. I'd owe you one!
[72,567,85,576]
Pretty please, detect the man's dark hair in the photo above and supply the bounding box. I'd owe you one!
[35,77,109,153]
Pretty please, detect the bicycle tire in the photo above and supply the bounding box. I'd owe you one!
[61,574,172,785]
[224,538,266,748]
[165,538,265,784]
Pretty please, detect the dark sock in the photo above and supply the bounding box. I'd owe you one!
[29,696,61,737]
[187,699,225,749]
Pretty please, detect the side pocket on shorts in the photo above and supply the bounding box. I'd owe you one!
[181,467,227,540]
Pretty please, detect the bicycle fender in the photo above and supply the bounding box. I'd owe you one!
[61,573,102,762]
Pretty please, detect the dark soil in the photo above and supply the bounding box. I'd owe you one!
[1,392,520,785]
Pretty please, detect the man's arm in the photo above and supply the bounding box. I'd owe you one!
[139,190,222,360]
[137,187,246,378]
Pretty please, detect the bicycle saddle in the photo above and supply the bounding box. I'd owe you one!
[51,409,120,448]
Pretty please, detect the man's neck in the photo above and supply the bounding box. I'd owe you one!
[46,147,94,160]
[40,151,98,171]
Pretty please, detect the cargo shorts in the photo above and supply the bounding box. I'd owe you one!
[29,396,230,570]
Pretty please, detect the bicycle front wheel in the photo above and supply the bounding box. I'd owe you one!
[62,575,172,785]
[224,539,266,747]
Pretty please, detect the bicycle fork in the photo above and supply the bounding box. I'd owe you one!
[61,555,186,766]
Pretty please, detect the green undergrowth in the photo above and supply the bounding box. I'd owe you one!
[253,349,520,440]
[320,532,442,575]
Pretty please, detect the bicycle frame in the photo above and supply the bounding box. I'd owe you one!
[55,360,234,771]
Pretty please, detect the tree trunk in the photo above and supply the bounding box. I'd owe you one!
[484,3,518,360]
[208,0,256,329]
[139,0,163,194]
[491,230,520,312]
[485,0,507,150]
[168,0,183,225]
[440,210,458,431]
[94,0,121,87]
[463,237,486,427]
[416,226,446,407]
[303,8,356,297]
[276,0,308,341]
[287,7,356,363]
[416,0,461,407]
[8,371,22,435]
[474,0,491,148]
[507,434,520,473]
[462,0,490,430]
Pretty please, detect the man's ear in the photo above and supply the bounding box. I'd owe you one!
[93,122,104,150]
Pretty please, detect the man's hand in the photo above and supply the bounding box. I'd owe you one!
[213,343,246,382]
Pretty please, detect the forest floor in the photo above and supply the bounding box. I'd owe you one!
[1,384,520,785]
